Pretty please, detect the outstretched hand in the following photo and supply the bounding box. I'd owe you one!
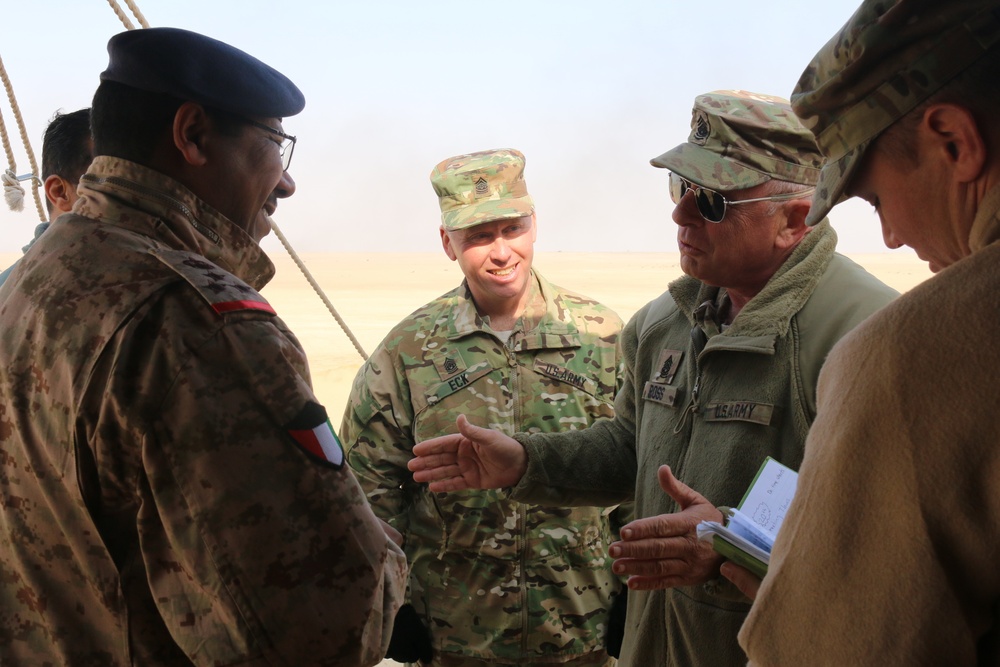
[610,465,724,590]
[407,414,527,492]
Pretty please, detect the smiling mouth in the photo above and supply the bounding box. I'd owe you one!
[488,266,516,277]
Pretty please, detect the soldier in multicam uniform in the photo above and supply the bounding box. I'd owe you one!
[735,2,1000,664]
[408,91,899,667]
[0,28,406,666]
[341,148,627,667]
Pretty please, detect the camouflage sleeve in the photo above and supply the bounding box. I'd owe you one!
[341,344,415,537]
[129,305,407,665]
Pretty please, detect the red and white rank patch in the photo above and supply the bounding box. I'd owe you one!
[285,401,345,469]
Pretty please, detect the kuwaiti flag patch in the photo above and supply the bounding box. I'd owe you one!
[285,401,344,469]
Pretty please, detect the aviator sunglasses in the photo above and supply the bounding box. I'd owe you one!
[669,172,815,223]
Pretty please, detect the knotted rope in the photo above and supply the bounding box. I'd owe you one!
[0,53,45,221]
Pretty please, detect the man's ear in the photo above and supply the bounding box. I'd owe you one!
[775,197,811,250]
[440,226,458,261]
[44,175,75,216]
[172,102,212,167]
[921,103,987,184]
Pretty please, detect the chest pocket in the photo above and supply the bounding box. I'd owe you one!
[425,359,494,406]
[531,357,600,396]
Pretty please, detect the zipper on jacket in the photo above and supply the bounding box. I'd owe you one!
[502,331,530,656]
[673,325,708,434]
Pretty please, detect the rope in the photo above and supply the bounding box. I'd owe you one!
[0,53,46,222]
[266,215,369,361]
[123,0,150,28]
[106,0,135,30]
[107,0,149,30]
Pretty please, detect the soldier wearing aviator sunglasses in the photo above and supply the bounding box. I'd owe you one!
[668,172,815,223]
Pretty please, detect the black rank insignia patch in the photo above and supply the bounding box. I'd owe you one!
[652,349,683,384]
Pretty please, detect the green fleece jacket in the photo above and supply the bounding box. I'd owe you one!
[741,188,1000,666]
[512,221,899,667]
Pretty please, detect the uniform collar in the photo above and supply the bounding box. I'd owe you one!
[74,156,275,290]
[669,219,837,339]
[447,270,580,343]
[969,184,1000,254]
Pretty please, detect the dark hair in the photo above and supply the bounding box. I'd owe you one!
[41,108,92,182]
[91,80,246,164]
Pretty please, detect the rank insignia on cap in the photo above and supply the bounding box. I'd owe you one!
[474,177,489,198]
[285,401,344,469]
[692,111,711,144]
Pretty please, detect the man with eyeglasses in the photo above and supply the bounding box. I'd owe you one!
[406,89,897,667]
[0,27,406,666]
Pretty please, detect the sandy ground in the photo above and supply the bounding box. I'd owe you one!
[0,249,931,667]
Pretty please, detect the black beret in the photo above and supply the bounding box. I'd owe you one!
[100,27,305,118]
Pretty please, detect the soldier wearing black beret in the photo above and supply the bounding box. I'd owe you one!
[0,27,407,666]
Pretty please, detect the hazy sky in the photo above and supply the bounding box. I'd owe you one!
[0,0,898,257]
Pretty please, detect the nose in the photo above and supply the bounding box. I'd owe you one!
[671,190,701,227]
[880,218,903,249]
[274,170,296,199]
[490,236,512,262]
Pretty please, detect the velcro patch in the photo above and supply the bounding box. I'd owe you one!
[702,401,776,426]
[533,359,594,392]
[433,351,468,380]
[427,360,493,405]
[642,381,678,407]
[651,349,683,384]
[285,401,344,469]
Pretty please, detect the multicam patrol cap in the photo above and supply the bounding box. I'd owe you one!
[792,0,1000,226]
[649,90,823,192]
[430,148,535,231]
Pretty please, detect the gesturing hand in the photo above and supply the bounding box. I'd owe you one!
[408,414,528,492]
[609,465,724,590]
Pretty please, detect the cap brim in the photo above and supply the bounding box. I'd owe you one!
[442,196,534,231]
[804,139,872,226]
[650,143,771,191]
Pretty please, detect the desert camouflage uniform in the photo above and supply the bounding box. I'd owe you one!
[343,272,624,666]
[0,156,407,666]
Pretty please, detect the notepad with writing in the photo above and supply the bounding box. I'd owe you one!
[696,457,799,579]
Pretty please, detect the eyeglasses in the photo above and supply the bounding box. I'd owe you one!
[243,118,297,171]
[668,172,815,223]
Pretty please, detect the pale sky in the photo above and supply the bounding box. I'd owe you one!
[0,0,900,257]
